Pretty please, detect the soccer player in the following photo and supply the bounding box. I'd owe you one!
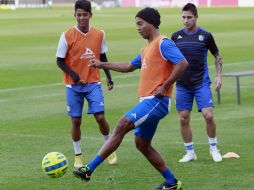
[171,3,223,163]
[56,0,117,168]
[73,7,188,190]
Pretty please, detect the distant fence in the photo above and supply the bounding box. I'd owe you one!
[0,0,118,7]
[0,0,14,4]
[1,0,254,8]
[120,0,254,7]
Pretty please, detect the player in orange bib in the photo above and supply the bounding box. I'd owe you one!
[73,7,188,190]
[56,0,117,168]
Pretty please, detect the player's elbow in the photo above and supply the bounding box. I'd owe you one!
[56,57,65,67]
[123,64,136,73]
[181,59,189,71]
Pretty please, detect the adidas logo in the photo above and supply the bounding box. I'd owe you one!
[177,35,183,39]
[208,99,213,103]
[80,48,95,59]
[131,113,136,119]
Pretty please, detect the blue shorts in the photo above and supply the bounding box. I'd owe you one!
[176,85,214,112]
[66,83,104,117]
[125,96,170,140]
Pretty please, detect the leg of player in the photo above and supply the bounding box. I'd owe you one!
[73,117,134,181]
[72,116,85,168]
[202,107,222,162]
[66,87,85,168]
[94,113,117,165]
[178,110,197,163]
[135,136,182,190]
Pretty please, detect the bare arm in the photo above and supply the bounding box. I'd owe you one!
[90,60,137,73]
[214,53,223,92]
[154,59,189,97]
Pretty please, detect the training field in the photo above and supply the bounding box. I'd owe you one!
[0,6,254,190]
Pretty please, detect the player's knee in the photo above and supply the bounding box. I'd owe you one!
[115,117,134,135]
[179,114,190,126]
[135,143,143,152]
[72,117,81,128]
[203,110,214,122]
[135,141,149,153]
[135,137,150,153]
[94,113,106,124]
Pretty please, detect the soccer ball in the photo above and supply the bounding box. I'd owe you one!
[41,152,68,178]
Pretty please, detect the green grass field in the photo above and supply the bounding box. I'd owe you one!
[0,7,254,190]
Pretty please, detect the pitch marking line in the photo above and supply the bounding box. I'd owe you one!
[0,83,138,103]
[0,60,253,93]
[0,73,139,93]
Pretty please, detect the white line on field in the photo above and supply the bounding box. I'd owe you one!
[0,60,253,93]
[0,132,134,142]
[0,133,241,147]
[0,83,62,93]
[0,92,63,103]
[0,73,139,93]
[0,83,138,103]
[208,60,254,69]
[174,141,241,147]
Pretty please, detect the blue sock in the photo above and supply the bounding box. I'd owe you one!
[208,137,218,151]
[184,142,195,153]
[87,154,104,172]
[186,144,193,151]
[161,168,175,185]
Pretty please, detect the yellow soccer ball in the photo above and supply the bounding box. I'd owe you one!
[42,152,68,178]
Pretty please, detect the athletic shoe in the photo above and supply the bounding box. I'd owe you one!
[210,149,222,162]
[74,154,84,168]
[155,179,182,190]
[73,165,92,181]
[107,151,117,165]
[179,152,197,163]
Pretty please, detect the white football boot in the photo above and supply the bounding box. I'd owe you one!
[179,152,197,163]
[210,149,222,162]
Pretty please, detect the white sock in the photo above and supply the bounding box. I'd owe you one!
[184,142,195,154]
[208,137,218,151]
[103,134,110,143]
[73,140,82,155]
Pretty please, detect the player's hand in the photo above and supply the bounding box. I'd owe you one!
[89,59,103,69]
[214,75,222,92]
[77,79,85,84]
[153,85,166,98]
[106,78,114,91]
